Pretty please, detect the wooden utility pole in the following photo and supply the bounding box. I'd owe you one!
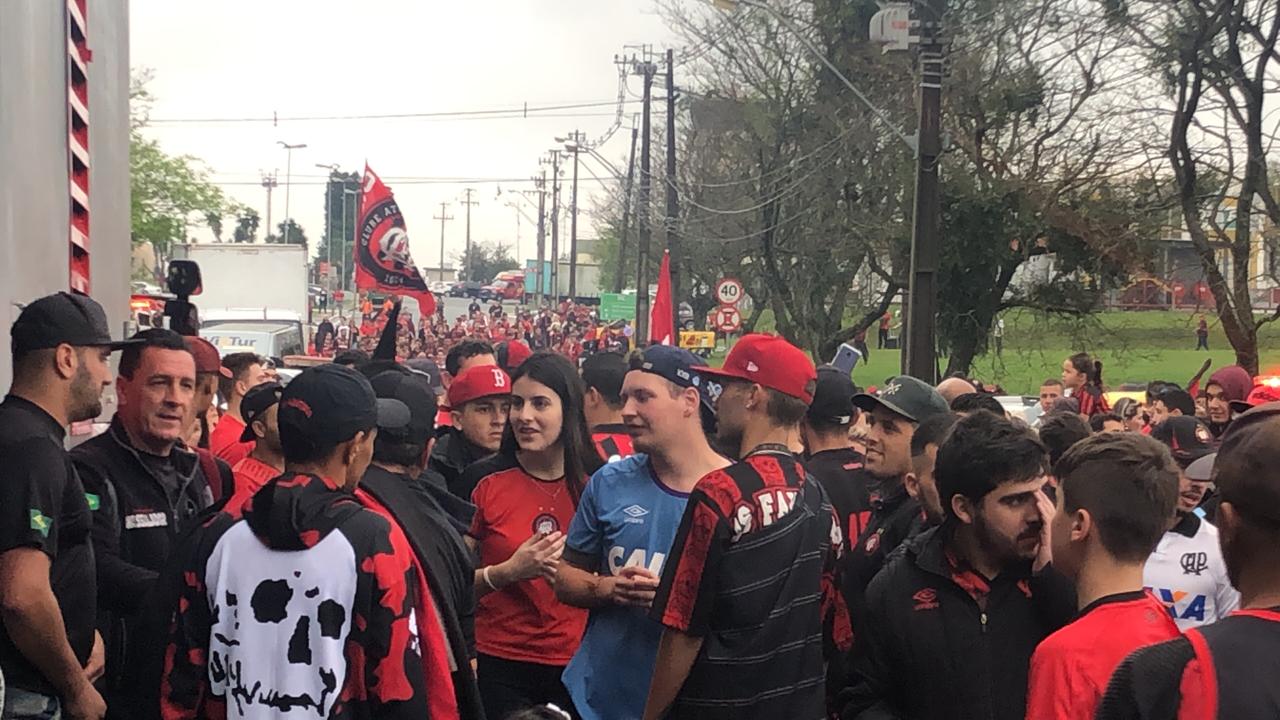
[535,169,547,306]
[664,48,681,335]
[903,0,946,382]
[460,188,478,281]
[614,123,639,294]
[632,50,658,342]
[568,130,583,298]
[433,202,453,275]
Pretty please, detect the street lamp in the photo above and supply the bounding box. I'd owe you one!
[556,131,586,298]
[277,140,307,245]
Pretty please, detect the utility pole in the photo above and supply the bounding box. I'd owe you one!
[261,173,277,242]
[614,122,639,294]
[631,49,658,342]
[461,188,478,281]
[433,202,453,277]
[277,141,306,244]
[903,0,946,382]
[548,151,562,304]
[664,48,681,336]
[567,130,583,299]
[536,169,548,306]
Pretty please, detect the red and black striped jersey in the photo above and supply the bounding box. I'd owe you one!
[1098,606,1280,720]
[651,450,845,719]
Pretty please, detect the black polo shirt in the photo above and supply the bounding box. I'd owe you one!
[0,395,96,694]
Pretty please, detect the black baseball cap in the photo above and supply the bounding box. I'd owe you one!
[1150,415,1216,468]
[808,365,858,425]
[278,365,409,448]
[633,345,715,415]
[404,358,444,394]
[239,382,283,443]
[853,375,948,424]
[11,292,141,354]
[370,370,437,444]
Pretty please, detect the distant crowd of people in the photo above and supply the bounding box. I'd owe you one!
[4,291,1280,720]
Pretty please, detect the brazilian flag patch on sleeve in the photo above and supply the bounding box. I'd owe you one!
[29,509,52,538]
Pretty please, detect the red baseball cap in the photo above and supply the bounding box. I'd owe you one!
[1231,381,1280,414]
[695,333,816,403]
[183,337,222,376]
[445,364,512,410]
[497,340,532,372]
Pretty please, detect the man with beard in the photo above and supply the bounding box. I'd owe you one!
[1145,416,1239,630]
[840,377,949,625]
[1,293,130,720]
[556,346,726,720]
[1098,404,1280,719]
[839,411,1075,720]
[645,334,840,720]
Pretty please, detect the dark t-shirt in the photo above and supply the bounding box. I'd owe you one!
[0,395,96,694]
[803,448,869,554]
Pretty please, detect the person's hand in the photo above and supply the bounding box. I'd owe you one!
[1033,487,1055,574]
[84,630,105,682]
[64,680,107,720]
[500,531,566,584]
[601,566,661,608]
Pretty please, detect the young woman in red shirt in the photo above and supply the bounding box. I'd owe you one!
[462,353,605,719]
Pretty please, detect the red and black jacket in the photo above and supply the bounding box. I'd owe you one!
[590,423,635,462]
[1097,607,1280,719]
[160,473,430,719]
[838,523,1076,720]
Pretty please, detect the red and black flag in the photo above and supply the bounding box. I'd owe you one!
[354,165,436,317]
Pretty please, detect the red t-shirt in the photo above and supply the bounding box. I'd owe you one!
[226,455,281,515]
[209,415,253,467]
[466,455,586,665]
[1026,590,1181,720]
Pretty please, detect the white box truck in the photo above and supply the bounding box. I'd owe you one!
[171,243,311,351]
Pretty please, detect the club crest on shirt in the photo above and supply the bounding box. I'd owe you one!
[532,513,560,535]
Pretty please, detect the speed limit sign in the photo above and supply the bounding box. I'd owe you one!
[715,277,744,306]
[713,305,742,333]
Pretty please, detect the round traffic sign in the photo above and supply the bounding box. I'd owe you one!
[713,305,742,333]
[715,277,744,306]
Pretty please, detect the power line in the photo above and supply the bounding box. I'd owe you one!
[149,100,639,125]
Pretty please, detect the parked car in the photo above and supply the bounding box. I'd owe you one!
[449,281,484,298]
[429,280,454,294]
[679,302,695,330]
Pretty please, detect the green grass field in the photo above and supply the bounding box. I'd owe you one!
[720,308,1280,395]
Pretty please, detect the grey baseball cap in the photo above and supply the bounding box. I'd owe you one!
[853,375,949,424]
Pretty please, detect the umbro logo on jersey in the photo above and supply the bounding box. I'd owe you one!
[623,505,649,524]
[913,588,940,611]
[1180,551,1209,576]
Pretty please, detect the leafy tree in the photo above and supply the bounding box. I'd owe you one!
[130,69,231,265]
[456,242,519,283]
[1101,0,1280,375]
[231,208,260,243]
[266,219,308,248]
[316,171,361,290]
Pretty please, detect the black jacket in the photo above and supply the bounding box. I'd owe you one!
[428,427,492,501]
[839,524,1075,720]
[70,417,216,713]
[361,465,485,720]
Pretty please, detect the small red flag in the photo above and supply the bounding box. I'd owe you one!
[650,250,675,346]
[353,165,436,317]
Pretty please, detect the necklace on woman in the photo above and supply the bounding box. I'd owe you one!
[526,473,565,501]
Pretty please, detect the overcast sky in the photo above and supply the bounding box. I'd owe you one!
[131,0,681,271]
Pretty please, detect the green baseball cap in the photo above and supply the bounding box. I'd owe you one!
[853,375,949,423]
